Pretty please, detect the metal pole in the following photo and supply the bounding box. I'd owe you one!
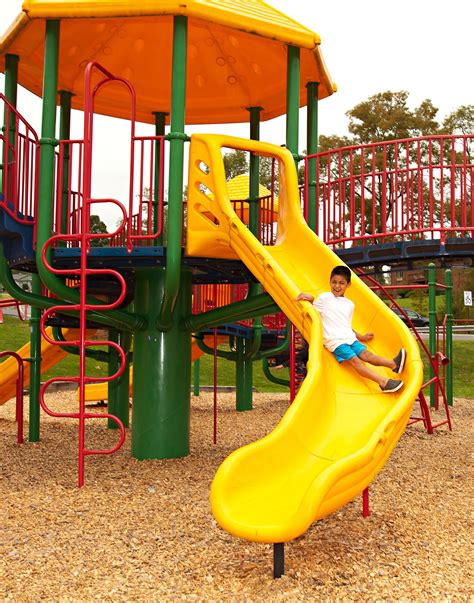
[445,269,453,405]
[306,82,319,231]
[286,45,300,160]
[107,328,131,429]
[193,357,200,396]
[273,543,285,578]
[132,268,192,459]
[58,90,74,236]
[152,111,166,244]
[428,263,437,406]
[157,15,188,329]
[3,54,19,181]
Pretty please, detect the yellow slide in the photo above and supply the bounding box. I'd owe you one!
[186,134,423,543]
[83,335,225,402]
[0,327,85,405]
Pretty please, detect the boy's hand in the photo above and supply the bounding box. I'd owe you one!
[359,332,374,342]
[296,292,314,302]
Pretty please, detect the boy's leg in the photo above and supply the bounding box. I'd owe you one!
[347,356,388,388]
[359,349,396,371]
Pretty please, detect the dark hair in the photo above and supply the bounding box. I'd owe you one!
[330,265,351,282]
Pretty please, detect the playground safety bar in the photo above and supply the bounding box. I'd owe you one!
[356,270,452,433]
[304,134,474,248]
[0,94,39,231]
[0,350,24,443]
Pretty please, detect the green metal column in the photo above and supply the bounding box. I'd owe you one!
[306,82,319,232]
[152,111,166,244]
[28,277,42,442]
[132,268,192,459]
[236,337,253,411]
[58,90,73,236]
[193,357,200,396]
[428,263,437,406]
[445,269,453,405]
[286,45,300,159]
[158,16,188,329]
[107,329,131,429]
[3,54,19,182]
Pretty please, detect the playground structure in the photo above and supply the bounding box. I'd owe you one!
[0,0,472,577]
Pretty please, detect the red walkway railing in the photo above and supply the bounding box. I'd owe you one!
[0,94,39,229]
[304,134,473,249]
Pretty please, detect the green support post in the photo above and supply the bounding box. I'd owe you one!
[152,111,166,244]
[3,54,19,184]
[132,268,192,459]
[29,275,42,442]
[286,45,300,160]
[236,337,253,411]
[158,16,188,329]
[193,357,200,396]
[428,263,437,407]
[58,90,74,237]
[445,269,453,405]
[107,329,131,429]
[306,81,319,232]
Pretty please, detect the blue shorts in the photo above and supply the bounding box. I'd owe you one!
[332,341,367,363]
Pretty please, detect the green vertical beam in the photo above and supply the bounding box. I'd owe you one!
[3,54,19,177]
[445,269,453,405]
[428,263,437,407]
[107,329,131,429]
[286,45,300,160]
[306,81,319,232]
[248,106,261,238]
[29,275,42,442]
[158,16,188,329]
[193,357,200,396]
[132,268,192,459]
[236,337,253,411]
[58,90,73,236]
[152,111,166,243]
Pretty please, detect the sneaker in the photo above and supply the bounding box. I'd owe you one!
[393,348,406,374]
[381,379,404,393]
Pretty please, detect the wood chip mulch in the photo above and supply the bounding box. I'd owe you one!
[0,391,472,601]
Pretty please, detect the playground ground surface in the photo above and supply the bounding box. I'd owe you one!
[1,391,472,601]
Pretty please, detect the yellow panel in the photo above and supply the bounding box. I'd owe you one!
[186,133,423,543]
[0,2,335,124]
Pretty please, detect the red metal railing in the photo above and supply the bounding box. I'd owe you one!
[0,350,24,443]
[0,297,29,320]
[357,270,452,433]
[304,134,473,248]
[0,94,39,230]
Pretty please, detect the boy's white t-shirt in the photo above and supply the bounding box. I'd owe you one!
[313,292,357,352]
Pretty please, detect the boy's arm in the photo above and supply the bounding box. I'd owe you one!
[296,292,314,303]
[355,331,374,343]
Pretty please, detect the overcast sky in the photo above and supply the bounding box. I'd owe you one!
[1,0,472,226]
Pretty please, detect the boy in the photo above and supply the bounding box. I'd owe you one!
[296,266,405,393]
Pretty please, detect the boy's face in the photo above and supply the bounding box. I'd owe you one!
[330,274,350,297]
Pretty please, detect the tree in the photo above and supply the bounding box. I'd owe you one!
[347,91,439,143]
[89,214,108,247]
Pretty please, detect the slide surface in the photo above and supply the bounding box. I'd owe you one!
[186,134,423,543]
[0,327,82,405]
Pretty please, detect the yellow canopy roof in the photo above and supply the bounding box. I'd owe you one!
[0,0,336,125]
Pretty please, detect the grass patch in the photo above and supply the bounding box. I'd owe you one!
[1,315,472,397]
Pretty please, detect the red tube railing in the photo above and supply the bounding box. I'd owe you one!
[304,134,473,248]
[0,94,39,232]
[0,350,24,443]
[356,270,452,432]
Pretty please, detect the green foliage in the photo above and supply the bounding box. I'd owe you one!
[89,214,108,247]
[347,91,439,143]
